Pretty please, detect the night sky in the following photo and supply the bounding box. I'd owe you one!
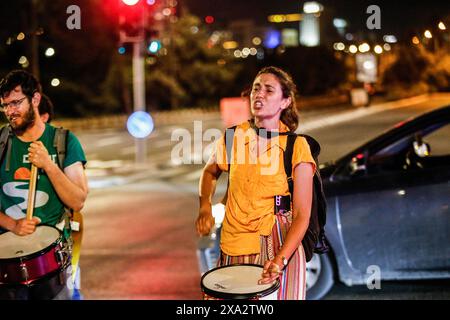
[184,0,450,36]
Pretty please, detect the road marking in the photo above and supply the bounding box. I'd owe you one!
[300,95,429,132]
[120,146,135,156]
[154,165,191,178]
[181,168,204,182]
[88,176,127,189]
[95,136,127,147]
[86,160,125,169]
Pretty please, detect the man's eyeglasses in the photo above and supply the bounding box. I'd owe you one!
[0,96,27,111]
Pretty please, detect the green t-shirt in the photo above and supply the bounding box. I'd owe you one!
[0,124,86,232]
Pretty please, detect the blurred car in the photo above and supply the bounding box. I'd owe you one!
[197,105,450,299]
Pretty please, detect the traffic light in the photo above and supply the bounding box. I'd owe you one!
[145,28,162,55]
[205,15,215,24]
[118,0,145,41]
[148,40,161,54]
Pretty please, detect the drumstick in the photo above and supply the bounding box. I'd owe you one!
[26,164,38,221]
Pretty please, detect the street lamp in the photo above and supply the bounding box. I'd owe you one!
[303,2,323,14]
[358,43,370,53]
[424,30,433,39]
[349,45,358,54]
[45,47,55,57]
[438,22,446,30]
[333,42,345,51]
[51,78,61,87]
[374,45,383,54]
[383,35,397,43]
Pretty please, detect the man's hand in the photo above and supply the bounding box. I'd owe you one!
[28,141,53,171]
[12,217,41,236]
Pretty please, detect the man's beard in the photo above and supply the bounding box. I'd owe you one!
[8,106,36,135]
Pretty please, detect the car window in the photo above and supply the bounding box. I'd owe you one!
[368,121,449,173]
[424,123,450,156]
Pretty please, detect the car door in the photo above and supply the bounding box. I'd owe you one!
[331,121,450,280]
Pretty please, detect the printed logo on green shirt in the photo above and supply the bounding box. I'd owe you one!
[0,124,86,229]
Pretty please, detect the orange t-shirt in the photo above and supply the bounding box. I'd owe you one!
[215,121,316,256]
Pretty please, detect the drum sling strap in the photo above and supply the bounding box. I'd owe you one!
[53,127,83,285]
[0,125,83,285]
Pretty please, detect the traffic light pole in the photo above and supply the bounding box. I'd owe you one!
[132,40,147,164]
[119,0,152,164]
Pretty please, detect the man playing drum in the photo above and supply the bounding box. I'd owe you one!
[0,70,88,299]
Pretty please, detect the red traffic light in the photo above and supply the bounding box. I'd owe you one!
[122,0,139,5]
[205,16,215,24]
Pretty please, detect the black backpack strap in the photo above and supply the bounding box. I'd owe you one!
[298,134,321,160]
[224,126,237,172]
[53,127,68,169]
[299,134,327,228]
[221,126,237,206]
[0,125,13,172]
[283,134,296,196]
[52,127,74,227]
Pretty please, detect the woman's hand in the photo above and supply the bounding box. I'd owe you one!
[196,206,215,236]
[258,259,283,285]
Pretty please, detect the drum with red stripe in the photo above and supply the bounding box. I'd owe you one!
[0,225,70,294]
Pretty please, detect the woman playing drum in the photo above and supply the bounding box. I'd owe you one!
[196,66,316,300]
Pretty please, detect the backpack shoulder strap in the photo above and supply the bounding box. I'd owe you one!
[53,127,69,169]
[298,134,321,159]
[221,125,237,206]
[0,125,11,160]
[224,125,237,172]
[298,134,327,227]
[283,134,296,196]
[0,125,13,172]
[283,133,322,197]
[53,127,75,229]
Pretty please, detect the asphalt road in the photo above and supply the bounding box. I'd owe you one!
[75,94,450,299]
[324,279,450,300]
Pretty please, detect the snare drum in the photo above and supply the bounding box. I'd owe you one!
[201,264,279,300]
[0,225,70,285]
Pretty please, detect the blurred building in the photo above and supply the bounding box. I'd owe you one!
[282,28,299,47]
[299,1,323,47]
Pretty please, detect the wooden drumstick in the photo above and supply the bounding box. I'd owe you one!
[26,164,38,221]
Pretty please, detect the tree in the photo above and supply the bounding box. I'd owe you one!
[264,46,349,96]
[144,13,242,110]
[382,45,431,87]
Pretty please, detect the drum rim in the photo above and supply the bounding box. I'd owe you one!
[201,263,280,300]
[0,259,71,288]
[0,225,63,262]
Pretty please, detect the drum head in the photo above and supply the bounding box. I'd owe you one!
[0,226,61,259]
[201,264,280,299]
